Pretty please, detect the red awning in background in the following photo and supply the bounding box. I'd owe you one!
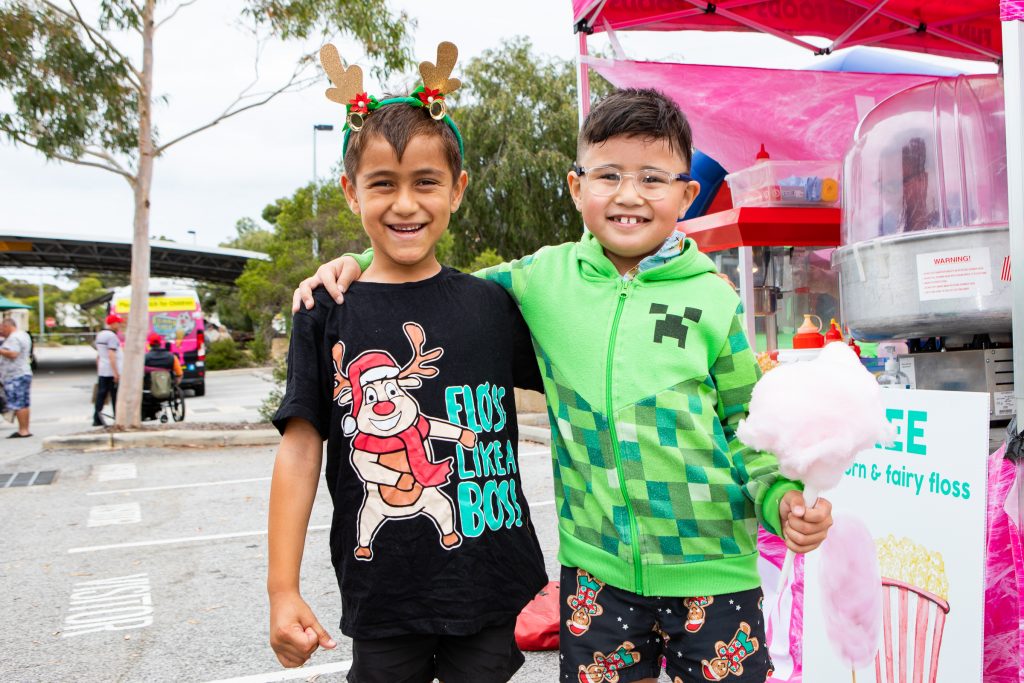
[572,1,1001,62]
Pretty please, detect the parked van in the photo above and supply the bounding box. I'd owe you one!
[112,285,206,396]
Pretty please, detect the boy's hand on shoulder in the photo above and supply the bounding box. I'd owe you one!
[778,490,833,554]
[292,256,364,312]
[269,591,336,668]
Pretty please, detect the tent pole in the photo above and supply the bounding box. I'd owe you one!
[1002,19,1024,433]
[577,31,591,128]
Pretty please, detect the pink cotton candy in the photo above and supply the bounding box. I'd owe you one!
[737,342,892,493]
[819,514,883,669]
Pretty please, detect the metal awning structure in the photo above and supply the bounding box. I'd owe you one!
[0,231,269,284]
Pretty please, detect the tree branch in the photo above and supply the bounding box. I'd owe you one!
[156,0,200,30]
[41,0,144,89]
[7,131,137,185]
[83,147,134,176]
[154,59,319,155]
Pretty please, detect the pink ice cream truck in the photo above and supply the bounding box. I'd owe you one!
[113,286,206,396]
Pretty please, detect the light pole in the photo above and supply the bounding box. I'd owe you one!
[187,229,196,245]
[312,123,334,258]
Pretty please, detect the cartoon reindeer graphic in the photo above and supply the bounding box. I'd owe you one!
[332,322,477,561]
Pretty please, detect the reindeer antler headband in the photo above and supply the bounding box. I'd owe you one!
[320,41,464,157]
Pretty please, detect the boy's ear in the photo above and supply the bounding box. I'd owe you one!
[449,170,469,212]
[677,179,702,219]
[341,174,360,214]
[567,169,583,211]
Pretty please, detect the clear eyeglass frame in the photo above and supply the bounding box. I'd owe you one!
[572,164,694,200]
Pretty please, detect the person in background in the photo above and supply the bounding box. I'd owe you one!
[144,333,183,383]
[93,313,124,426]
[0,317,33,438]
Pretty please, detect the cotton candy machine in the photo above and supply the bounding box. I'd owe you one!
[833,75,1011,341]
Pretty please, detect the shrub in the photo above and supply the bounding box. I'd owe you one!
[204,338,250,370]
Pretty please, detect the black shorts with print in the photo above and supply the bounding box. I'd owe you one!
[559,566,773,683]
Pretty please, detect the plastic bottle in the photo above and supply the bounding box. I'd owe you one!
[877,356,911,389]
[792,314,824,349]
[756,143,770,161]
[824,318,843,344]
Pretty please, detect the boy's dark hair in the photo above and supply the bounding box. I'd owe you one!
[578,88,694,170]
[343,99,462,181]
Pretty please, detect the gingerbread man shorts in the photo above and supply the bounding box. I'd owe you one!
[559,566,774,683]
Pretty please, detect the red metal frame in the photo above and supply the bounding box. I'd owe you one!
[677,206,841,253]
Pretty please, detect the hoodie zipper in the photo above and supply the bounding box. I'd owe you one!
[606,277,643,594]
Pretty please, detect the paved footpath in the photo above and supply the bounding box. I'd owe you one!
[0,439,575,682]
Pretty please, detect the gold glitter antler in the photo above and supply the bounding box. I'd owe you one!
[419,42,462,95]
[319,44,364,106]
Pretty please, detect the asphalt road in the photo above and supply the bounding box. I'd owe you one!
[1,438,564,682]
[1,347,666,682]
[1,346,275,467]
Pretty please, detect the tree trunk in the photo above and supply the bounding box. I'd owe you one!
[115,0,155,428]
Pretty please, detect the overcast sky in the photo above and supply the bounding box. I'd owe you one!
[1,0,991,255]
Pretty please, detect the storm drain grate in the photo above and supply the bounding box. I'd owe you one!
[0,470,57,488]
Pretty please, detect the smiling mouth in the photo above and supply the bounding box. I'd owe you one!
[388,223,426,234]
[609,216,650,226]
[369,414,402,431]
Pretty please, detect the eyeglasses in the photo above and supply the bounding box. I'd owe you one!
[573,165,693,200]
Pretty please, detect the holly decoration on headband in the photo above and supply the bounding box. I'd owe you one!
[319,41,464,154]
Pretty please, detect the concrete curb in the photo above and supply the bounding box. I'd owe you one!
[42,420,555,452]
[43,429,281,451]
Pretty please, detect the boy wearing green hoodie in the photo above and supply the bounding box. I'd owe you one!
[295,88,832,683]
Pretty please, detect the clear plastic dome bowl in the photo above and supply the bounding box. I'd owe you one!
[834,75,1012,340]
[843,75,1007,244]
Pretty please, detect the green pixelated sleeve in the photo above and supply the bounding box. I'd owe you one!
[473,253,537,307]
[710,306,801,537]
[347,248,373,272]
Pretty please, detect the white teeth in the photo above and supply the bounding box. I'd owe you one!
[390,224,423,232]
[612,216,642,225]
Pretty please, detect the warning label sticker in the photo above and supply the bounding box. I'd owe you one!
[916,248,993,302]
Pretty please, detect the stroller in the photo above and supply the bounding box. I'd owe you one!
[142,368,185,423]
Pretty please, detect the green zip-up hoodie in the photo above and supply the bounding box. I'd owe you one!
[353,233,798,597]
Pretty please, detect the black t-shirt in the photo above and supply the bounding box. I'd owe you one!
[273,267,548,639]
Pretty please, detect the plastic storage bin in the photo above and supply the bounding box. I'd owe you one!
[725,160,841,208]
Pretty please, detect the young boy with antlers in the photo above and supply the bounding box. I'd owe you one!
[267,42,547,683]
[294,88,834,682]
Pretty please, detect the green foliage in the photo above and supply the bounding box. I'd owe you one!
[236,182,368,347]
[204,338,250,370]
[258,356,288,423]
[0,2,138,159]
[467,248,504,273]
[242,1,413,79]
[0,0,413,176]
[248,335,270,365]
[450,38,613,265]
[68,276,108,327]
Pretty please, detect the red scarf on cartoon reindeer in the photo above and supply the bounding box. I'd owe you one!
[346,351,452,488]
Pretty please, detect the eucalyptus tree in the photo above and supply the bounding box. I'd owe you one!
[0,0,411,425]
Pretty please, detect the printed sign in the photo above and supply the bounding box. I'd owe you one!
[802,390,989,683]
[916,248,993,301]
[114,296,196,313]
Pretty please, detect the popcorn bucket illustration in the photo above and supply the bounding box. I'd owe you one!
[873,578,950,683]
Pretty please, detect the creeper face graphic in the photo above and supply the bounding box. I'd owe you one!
[649,303,702,348]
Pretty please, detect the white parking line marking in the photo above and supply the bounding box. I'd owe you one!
[61,573,153,637]
[67,525,330,554]
[87,476,271,496]
[95,463,137,482]
[87,503,142,527]
[203,660,353,683]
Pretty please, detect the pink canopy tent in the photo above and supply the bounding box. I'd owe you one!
[583,58,937,173]
[571,0,1024,427]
